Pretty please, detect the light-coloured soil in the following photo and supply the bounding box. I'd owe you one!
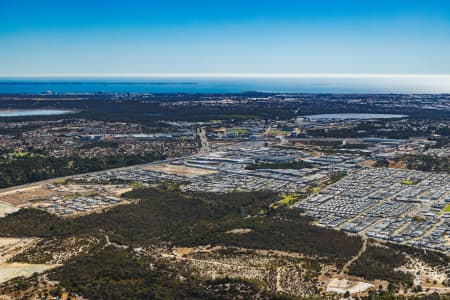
[0,263,59,284]
[0,238,36,263]
[162,246,316,296]
[326,278,374,294]
[225,228,254,235]
[0,185,52,206]
[0,237,59,285]
[113,187,133,195]
[0,202,19,218]
[359,159,376,167]
[141,163,217,177]
[397,256,450,293]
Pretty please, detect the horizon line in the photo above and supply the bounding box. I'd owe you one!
[1,73,450,79]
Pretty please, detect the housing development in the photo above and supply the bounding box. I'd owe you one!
[297,168,450,252]
[34,142,449,255]
[0,93,448,299]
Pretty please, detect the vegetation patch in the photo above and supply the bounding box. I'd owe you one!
[49,247,284,300]
[348,245,413,287]
[401,179,415,185]
[442,204,450,214]
[278,193,300,205]
[10,152,30,158]
[0,153,164,188]
[228,128,249,134]
[0,187,362,266]
[267,129,290,136]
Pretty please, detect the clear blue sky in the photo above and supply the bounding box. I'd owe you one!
[1,0,449,76]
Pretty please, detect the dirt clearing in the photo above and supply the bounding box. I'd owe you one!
[0,263,59,284]
[142,163,217,177]
[0,202,19,218]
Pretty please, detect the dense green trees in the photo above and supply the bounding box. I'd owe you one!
[50,246,294,300]
[348,246,414,287]
[0,152,164,188]
[0,187,362,265]
[1,187,449,298]
[0,188,362,298]
[404,155,450,173]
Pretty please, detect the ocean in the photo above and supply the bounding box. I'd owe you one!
[0,76,449,94]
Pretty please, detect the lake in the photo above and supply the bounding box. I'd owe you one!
[0,109,74,117]
[302,113,407,120]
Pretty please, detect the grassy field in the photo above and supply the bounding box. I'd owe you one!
[311,187,323,193]
[267,129,290,136]
[401,179,414,185]
[228,128,249,134]
[278,193,299,205]
[271,194,297,209]
[10,152,30,158]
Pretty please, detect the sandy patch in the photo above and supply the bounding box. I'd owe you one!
[174,247,195,256]
[114,187,133,196]
[0,238,57,284]
[0,202,19,218]
[0,185,53,206]
[327,278,374,294]
[398,257,449,289]
[359,159,375,167]
[225,228,254,235]
[0,238,58,283]
[142,163,217,177]
[0,238,36,263]
[0,263,59,284]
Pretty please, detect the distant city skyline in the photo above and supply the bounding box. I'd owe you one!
[1,0,450,76]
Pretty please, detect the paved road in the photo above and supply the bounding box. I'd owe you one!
[0,156,186,199]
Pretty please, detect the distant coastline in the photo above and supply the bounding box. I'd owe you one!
[0,81,196,86]
[0,76,449,94]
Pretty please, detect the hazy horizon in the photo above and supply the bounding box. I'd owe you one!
[1,74,449,94]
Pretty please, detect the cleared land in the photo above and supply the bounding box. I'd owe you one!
[0,263,59,284]
[0,185,53,206]
[326,278,374,294]
[0,182,132,218]
[0,238,58,284]
[0,203,18,218]
[0,238,36,263]
[141,163,217,177]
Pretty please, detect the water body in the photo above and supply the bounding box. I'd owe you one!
[302,113,407,120]
[0,76,449,94]
[0,109,74,117]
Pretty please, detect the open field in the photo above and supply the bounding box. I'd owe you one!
[326,278,374,294]
[0,185,53,206]
[0,263,59,284]
[0,238,59,284]
[0,238,56,283]
[0,238,36,263]
[228,128,249,134]
[142,163,217,177]
[267,129,290,136]
[0,203,18,218]
[0,181,132,218]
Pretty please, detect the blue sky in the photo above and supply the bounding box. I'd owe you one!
[1,0,449,76]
